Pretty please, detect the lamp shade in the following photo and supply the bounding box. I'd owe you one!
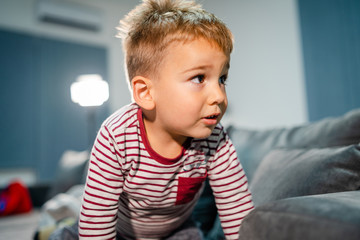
[70,74,109,107]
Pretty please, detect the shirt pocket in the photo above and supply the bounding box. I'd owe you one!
[175,174,207,205]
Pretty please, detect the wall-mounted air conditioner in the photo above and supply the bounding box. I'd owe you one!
[36,0,102,31]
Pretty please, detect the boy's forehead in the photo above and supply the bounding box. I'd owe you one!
[166,37,229,57]
[163,38,230,70]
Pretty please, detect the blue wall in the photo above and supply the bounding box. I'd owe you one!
[0,29,109,182]
[298,0,360,121]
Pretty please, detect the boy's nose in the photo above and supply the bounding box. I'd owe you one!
[208,82,226,106]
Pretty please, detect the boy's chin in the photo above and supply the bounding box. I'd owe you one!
[189,127,215,139]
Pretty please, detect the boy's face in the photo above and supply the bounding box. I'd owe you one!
[150,37,229,141]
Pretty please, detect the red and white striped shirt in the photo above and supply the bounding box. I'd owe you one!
[79,103,254,240]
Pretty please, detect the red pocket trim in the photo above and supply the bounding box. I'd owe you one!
[175,175,207,205]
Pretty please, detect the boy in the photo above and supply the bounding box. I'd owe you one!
[79,0,254,239]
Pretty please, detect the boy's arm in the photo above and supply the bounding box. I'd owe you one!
[208,131,254,240]
[78,125,124,240]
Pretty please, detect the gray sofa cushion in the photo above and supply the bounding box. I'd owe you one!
[227,108,360,182]
[250,145,360,206]
[239,191,360,240]
[46,150,89,199]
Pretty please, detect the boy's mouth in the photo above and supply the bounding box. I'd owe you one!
[203,113,220,126]
[205,115,218,119]
[204,113,220,120]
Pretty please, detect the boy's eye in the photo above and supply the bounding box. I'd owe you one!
[219,75,228,85]
[190,75,205,84]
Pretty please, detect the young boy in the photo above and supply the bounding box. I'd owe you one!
[79,0,254,239]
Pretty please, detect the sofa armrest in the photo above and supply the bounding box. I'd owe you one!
[239,191,360,240]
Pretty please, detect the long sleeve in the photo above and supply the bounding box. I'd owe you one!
[208,132,254,240]
[78,125,124,240]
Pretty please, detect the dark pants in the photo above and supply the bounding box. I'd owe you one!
[49,218,203,240]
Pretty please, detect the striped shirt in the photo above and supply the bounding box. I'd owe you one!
[79,103,254,240]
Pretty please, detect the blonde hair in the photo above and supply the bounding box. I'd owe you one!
[118,0,234,83]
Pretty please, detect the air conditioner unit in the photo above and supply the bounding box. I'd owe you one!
[36,0,102,31]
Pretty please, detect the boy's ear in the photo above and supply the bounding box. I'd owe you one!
[131,76,155,110]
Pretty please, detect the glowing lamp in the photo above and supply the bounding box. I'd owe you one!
[70,74,109,107]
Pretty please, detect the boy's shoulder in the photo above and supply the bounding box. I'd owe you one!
[102,103,140,133]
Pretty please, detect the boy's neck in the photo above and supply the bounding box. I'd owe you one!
[142,114,187,159]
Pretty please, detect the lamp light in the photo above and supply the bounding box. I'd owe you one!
[70,74,109,107]
[70,74,109,146]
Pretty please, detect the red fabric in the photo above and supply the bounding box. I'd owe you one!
[176,175,207,205]
[0,180,32,216]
